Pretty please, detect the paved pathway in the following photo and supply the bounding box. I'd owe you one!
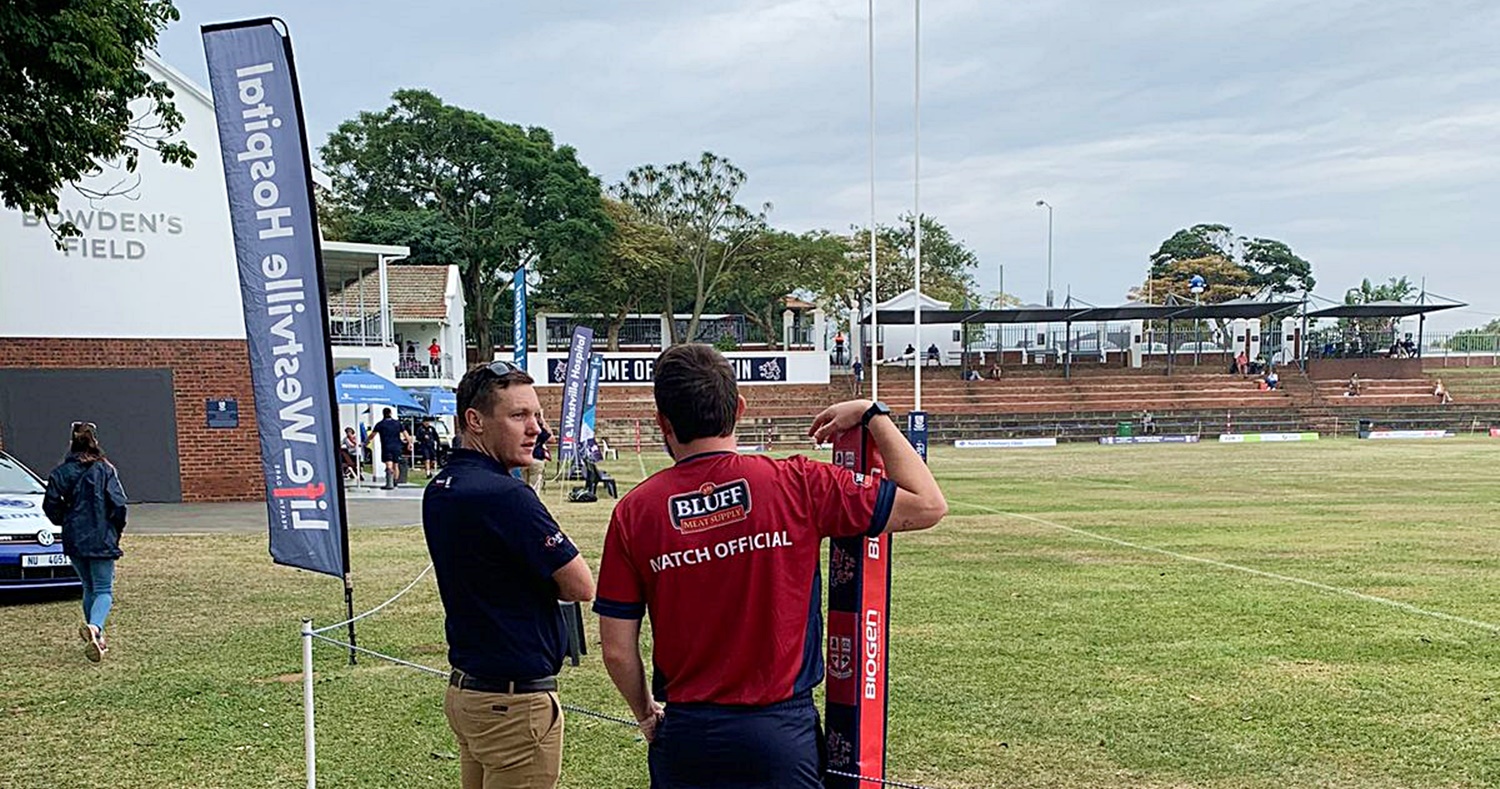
[130,485,425,535]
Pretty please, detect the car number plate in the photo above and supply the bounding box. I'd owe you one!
[22,553,72,568]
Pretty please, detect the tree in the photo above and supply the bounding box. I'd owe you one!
[1342,276,1417,337]
[1149,224,1236,273]
[321,90,612,361]
[1446,317,1500,352]
[813,214,980,332]
[719,229,847,349]
[1,0,195,243]
[532,199,673,350]
[882,213,981,309]
[1149,224,1314,294]
[1132,255,1255,305]
[1243,237,1315,294]
[1130,255,1256,345]
[612,152,769,344]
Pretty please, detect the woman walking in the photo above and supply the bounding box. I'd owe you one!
[42,422,128,663]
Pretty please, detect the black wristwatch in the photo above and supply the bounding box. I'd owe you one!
[860,401,892,427]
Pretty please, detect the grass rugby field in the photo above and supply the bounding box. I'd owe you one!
[2,437,1497,788]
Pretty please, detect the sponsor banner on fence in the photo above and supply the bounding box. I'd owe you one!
[557,327,594,468]
[825,428,888,789]
[1361,429,1455,440]
[203,20,345,579]
[1219,432,1321,443]
[1098,435,1200,445]
[954,437,1058,449]
[547,354,788,384]
[513,266,528,371]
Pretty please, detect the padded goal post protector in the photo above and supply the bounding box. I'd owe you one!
[825,425,891,788]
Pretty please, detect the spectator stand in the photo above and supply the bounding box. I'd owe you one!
[864,297,1305,379]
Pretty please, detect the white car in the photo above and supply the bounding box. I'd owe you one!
[0,451,78,591]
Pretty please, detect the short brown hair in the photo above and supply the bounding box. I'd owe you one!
[654,344,738,443]
[457,361,534,425]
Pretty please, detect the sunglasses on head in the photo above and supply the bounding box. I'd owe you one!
[71,421,97,432]
[482,360,522,377]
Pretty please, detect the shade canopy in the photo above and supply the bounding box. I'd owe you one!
[864,299,1305,325]
[1305,300,1465,319]
[413,387,457,416]
[333,366,422,409]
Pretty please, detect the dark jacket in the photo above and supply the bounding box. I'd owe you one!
[43,455,128,560]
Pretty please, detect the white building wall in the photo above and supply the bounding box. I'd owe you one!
[0,58,244,339]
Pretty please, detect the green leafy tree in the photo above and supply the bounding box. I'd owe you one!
[1,0,195,243]
[321,90,611,361]
[1150,224,1314,294]
[612,152,770,344]
[1243,237,1315,294]
[532,199,673,350]
[719,229,846,349]
[814,214,980,334]
[883,213,980,308]
[1149,224,1236,273]
[1341,276,1417,337]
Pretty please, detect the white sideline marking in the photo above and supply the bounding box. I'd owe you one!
[954,500,1500,635]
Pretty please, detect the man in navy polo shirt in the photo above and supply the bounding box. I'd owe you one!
[594,344,948,788]
[424,361,595,789]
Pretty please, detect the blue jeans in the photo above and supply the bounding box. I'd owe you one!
[69,557,116,633]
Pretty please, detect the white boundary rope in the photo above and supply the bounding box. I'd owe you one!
[311,563,433,635]
[300,624,952,788]
[956,501,1500,635]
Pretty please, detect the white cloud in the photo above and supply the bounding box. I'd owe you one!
[156,0,1500,330]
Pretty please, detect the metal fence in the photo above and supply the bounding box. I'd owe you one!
[393,353,455,380]
[1422,332,1500,365]
[328,312,385,347]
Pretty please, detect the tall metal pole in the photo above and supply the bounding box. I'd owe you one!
[912,0,923,411]
[868,0,879,402]
[1047,206,1054,307]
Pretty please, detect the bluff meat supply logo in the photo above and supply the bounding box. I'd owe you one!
[668,479,752,534]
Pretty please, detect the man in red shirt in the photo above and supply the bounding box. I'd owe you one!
[595,344,947,788]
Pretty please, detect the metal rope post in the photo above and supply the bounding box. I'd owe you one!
[302,618,317,789]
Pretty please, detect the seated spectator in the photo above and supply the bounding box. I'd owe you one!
[926,343,941,365]
[1140,410,1156,434]
[1401,334,1417,357]
[963,369,982,381]
[1434,378,1453,404]
[1345,373,1362,397]
[987,362,1003,380]
[1265,369,1280,390]
[904,343,916,358]
[1235,351,1248,376]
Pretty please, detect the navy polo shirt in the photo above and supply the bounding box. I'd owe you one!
[423,449,580,681]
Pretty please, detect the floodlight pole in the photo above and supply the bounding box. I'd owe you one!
[1037,200,1054,307]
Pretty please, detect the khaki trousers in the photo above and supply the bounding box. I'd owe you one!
[444,685,564,789]
[523,461,547,494]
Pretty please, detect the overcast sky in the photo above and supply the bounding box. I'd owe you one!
[159,0,1500,332]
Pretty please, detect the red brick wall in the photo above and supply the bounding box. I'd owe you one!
[0,338,262,502]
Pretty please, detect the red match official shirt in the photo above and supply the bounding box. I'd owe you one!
[594,450,895,706]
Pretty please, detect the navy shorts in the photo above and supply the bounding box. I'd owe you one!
[380,448,401,464]
[649,694,823,789]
